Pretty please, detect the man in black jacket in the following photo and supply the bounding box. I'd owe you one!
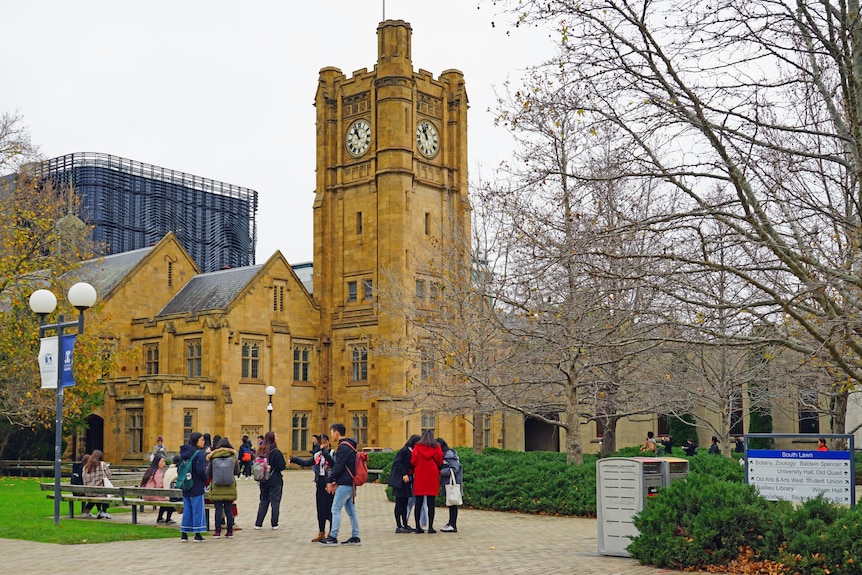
[319,423,361,546]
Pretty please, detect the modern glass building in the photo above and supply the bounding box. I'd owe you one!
[38,152,257,272]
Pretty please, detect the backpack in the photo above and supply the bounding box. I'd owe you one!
[239,444,252,462]
[71,462,84,486]
[211,455,235,487]
[176,449,200,491]
[252,453,271,482]
[344,442,369,486]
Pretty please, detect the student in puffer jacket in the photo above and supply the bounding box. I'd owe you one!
[206,437,238,538]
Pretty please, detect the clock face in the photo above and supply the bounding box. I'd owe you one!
[416,120,439,158]
[346,119,372,157]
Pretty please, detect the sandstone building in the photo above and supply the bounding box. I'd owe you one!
[81,20,477,462]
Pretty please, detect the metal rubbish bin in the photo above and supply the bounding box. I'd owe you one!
[596,457,665,557]
[660,456,690,484]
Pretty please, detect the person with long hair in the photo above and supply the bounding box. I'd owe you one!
[410,429,443,533]
[140,453,174,523]
[437,438,462,533]
[254,430,287,529]
[179,432,208,542]
[290,433,335,541]
[390,434,420,533]
[82,449,113,519]
[162,454,181,524]
[207,437,238,538]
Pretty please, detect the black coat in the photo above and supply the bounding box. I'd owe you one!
[330,438,358,486]
[388,445,413,497]
[260,447,287,486]
[290,449,334,486]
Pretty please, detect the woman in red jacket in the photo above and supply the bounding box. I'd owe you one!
[410,429,443,533]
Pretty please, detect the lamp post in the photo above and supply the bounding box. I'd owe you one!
[265,385,276,432]
[29,282,97,526]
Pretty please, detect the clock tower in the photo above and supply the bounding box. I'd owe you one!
[313,20,470,447]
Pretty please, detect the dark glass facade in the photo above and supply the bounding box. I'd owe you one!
[38,153,257,273]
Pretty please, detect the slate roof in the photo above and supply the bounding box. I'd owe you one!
[292,262,313,294]
[157,265,263,317]
[72,247,152,299]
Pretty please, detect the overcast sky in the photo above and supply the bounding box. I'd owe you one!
[0,1,553,264]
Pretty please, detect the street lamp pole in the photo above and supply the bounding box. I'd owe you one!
[265,385,276,432]
[30,282,97,527]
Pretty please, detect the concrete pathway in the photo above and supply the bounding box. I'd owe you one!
[2,471,690,575]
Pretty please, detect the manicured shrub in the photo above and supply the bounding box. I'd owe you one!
[367,451,395,480]
[685,452,745,483]
[777,496,862,575]
[459,449,598,516]
[628,473,788,569]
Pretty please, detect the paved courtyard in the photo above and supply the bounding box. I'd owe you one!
[2,470,690,575]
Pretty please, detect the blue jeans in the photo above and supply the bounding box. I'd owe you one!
[407,496,428,526]
[329,485,359,540]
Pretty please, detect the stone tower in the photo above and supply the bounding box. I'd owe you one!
[313,20,470,448]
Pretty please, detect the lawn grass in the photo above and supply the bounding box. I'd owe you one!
[0,477,179,544]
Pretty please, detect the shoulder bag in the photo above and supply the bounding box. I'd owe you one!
[445,469,462,506]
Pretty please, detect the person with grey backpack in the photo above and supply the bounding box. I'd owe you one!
[437,438,462,533]
[207,437,239,538]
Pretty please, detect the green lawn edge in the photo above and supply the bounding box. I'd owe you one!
[0,477,179,545]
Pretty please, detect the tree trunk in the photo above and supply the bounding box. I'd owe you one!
[473,412,485,454]
[564,381,583,464]
[600,416,619,456]
[832,388,849,450]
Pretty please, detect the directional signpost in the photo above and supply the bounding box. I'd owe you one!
[747,449,853,505]
[744,434,855,507]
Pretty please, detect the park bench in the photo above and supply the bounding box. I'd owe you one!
[40,483,215,527]
[1,460,72,477]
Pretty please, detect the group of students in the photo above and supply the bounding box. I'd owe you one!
[388,429,463,534]
[639,431,834,456]
[71,425,465,545]
[135,432,245,540]
[289,425,463,545]
[169,431,286,541]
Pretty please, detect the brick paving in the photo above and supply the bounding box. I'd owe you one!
[2,471,692,575]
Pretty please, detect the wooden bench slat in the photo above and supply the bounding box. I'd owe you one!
[43,483,214,527]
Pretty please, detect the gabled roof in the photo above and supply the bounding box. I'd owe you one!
[74,247,152,299]
[292,261,313,294]
[157,265,263,317]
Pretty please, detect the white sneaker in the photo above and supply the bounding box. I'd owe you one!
[102,512,113,519]
[96,511,105,519]
[86,512,96,518]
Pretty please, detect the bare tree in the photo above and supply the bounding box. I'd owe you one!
[493,0,862,435]
[376,61,680,463]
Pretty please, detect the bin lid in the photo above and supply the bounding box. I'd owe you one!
[630,457,663,473]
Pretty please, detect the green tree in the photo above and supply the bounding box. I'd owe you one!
[0,113,103,456]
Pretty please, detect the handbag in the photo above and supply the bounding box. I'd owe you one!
[103,477,114,488]
[444,469,462,506]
